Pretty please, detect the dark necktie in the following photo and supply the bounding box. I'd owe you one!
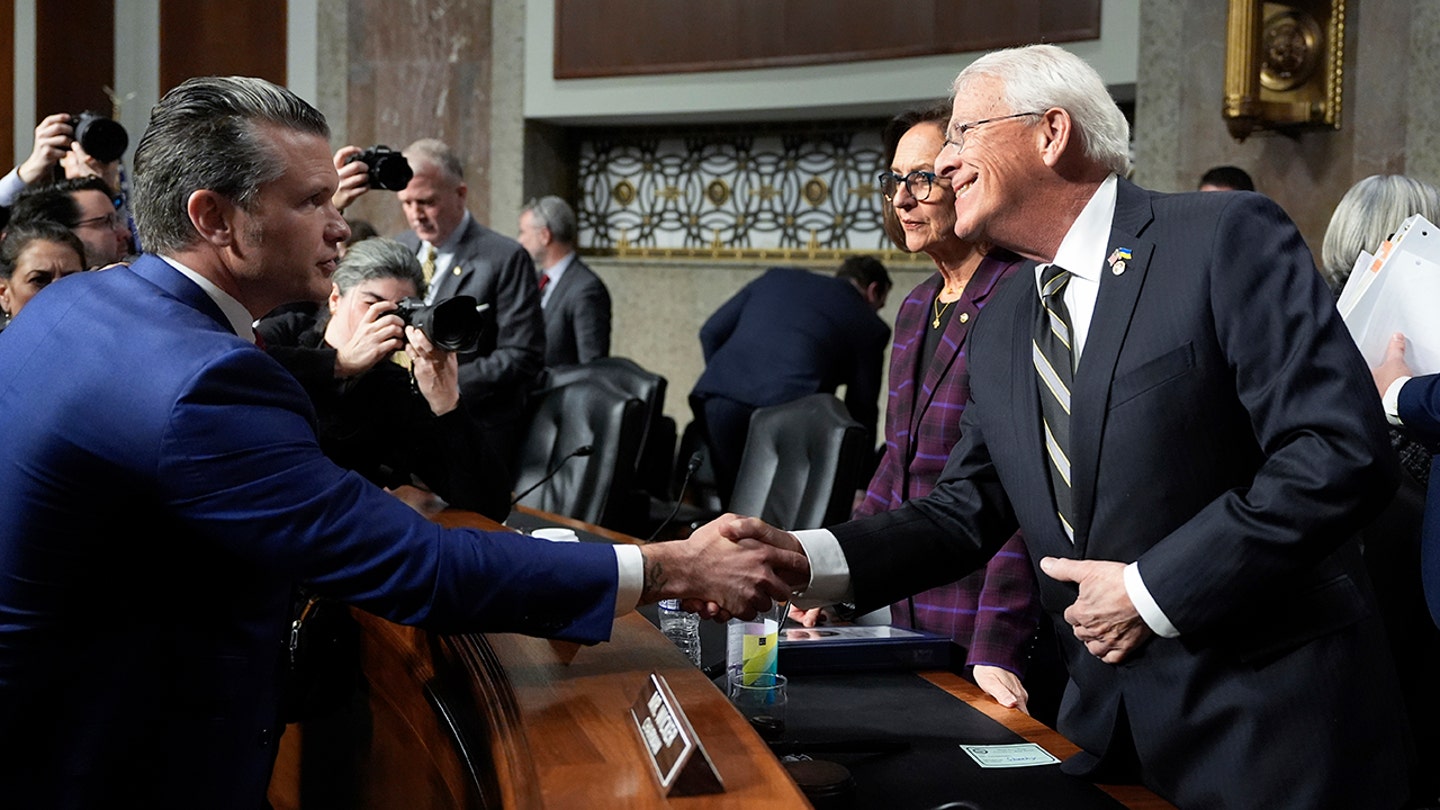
[1033,264,1075,542]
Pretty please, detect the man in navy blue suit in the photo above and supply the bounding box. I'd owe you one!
[0,76,803,809]
[690,257,892,505]
[719,45,1411,808]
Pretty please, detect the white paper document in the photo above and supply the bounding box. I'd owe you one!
[1337,214,1440,375]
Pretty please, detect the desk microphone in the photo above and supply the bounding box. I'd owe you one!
[511,444,593,507]
[644,450,704,543]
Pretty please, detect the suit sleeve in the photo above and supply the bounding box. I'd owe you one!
[572,274,612,364]
[831,386,1020,614]
[159,347,617,643]
[966,533,1042,675]
[458,247,545,393]
[1135,194,1398,635]
[1399,374,1440,446]
[699,282,750,361]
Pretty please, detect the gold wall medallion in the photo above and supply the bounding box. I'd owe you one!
[1223,0,1345,141]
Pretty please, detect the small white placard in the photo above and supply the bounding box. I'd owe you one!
[960,742,1060,768]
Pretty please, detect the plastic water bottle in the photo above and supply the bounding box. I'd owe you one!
[725,603,783,687]
[658,599,702,667]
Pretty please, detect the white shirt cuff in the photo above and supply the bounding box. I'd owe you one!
[1124,561,1180,638]
[0,167,26,208]
[1383,376,1411,426]
[790,528,852,608]
[613,543,643,617]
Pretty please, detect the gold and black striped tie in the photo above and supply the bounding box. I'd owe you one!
[1033,264,1074,542]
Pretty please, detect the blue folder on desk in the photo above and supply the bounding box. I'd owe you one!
[778,625,952,674]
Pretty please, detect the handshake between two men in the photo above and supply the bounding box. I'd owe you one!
[640,515,808,621]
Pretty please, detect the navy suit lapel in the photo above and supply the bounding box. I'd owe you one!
[1069,180,1155,554]
[432,219,480,299]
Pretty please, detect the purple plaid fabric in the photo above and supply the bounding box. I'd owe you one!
[853,252,1041,675]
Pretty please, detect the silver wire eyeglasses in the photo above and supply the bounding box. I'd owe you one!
[942,111,1045,153]
[877,170,945,202]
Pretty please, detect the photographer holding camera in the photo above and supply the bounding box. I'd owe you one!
[256,236,510,520]
[1,112,129,207]
[331,139,545,472]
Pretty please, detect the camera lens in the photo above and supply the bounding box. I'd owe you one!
[72,113,128,163]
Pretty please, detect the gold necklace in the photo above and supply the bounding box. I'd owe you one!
[932,294,955,329]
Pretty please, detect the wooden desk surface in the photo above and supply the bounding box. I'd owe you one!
[517,507,1175,810]
[271,505,1171,809]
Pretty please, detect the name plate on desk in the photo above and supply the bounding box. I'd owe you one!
[629,672,724,796]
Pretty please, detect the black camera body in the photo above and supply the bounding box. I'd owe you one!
[69,112,128,163]
[394,295,484,353]
[345,145,413,191]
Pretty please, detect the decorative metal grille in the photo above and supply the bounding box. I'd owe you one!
[576,122,922,262]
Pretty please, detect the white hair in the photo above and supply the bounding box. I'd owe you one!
[952,44,1131,176]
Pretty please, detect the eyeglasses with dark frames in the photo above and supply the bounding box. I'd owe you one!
[942,111,1045,153]
[878,170,945,202]
[72,212,123,230]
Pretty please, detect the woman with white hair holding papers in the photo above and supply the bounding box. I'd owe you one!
[1322,174,1440,290]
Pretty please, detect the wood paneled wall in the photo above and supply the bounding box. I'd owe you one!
[159,0,286,94]
[554,0,1101,78]
[35,0,113,118]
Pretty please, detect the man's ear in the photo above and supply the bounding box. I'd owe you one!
[455,182,468,205]
[0,279,12,316]
[1036,108,1074,169]
[187,189,239,247]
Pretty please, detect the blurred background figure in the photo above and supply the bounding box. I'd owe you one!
[1197,164,1255,192]
[257,236,511,520]
[0,220,86,327]
[8,177,133,267]
[689,256,891,507]
[518,195,612,367]
[340,217,378,259]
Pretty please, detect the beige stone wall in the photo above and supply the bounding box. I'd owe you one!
[1133,1,1436,264]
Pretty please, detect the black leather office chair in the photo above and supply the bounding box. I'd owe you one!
[543,358,677,534]
[727,393,868,531]
[512,377,646,528]
[543,357,675,490]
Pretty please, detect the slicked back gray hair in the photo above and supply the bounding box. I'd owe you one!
[1322,174,1440,289]
[953,44,1131,177]
[132,75,329,254]
[331,236,427,300]
[403,138,465,184]
[521,195,578,246]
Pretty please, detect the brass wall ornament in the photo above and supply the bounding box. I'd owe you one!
[1223,0,1346,141]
